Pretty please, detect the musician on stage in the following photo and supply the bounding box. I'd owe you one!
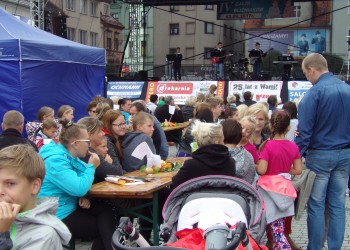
[173,47,182,81]
[212,42,224,80]
[283,48,294,80]
[249,42,266,80]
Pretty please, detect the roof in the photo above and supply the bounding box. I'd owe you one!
[101,14,125,29]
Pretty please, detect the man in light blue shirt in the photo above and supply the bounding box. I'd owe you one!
[295,53,350,250]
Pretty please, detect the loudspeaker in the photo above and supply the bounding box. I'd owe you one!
[138,70,148,81]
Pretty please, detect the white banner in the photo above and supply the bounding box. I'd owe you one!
[145,81,225,105]
[228,81,283,102]
[288,80,312,102]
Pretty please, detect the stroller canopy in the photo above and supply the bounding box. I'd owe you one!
[161,175,266,242]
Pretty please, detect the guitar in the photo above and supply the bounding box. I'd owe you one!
[212,53,233,64]
[249,48,273,65]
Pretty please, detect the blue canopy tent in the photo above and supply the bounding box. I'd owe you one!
[0,7,105,129]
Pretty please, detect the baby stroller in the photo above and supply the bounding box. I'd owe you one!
[112,175,266,250]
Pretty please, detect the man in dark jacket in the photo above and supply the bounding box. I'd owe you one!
[0,110,38,151]
[173,47,182,81]
[154,96,184,143]
[242,91,257,107]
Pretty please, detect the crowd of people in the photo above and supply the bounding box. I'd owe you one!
[0,53,349,250]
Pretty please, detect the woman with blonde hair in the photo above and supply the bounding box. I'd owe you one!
[239,116,259,164]
[237,104,249,120]
[172,121,236,188]
[245,103,269,150]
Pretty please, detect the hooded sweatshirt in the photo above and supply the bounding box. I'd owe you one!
[121,131,156,172]
[172,144,236,189]
[0,198,71,250]
[38,142,95,219]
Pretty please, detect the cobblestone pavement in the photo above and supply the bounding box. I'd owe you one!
[284,198,350,250]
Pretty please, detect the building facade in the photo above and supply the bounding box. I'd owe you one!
[152,4,243,80]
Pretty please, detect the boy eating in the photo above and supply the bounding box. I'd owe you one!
[0,144,71,249]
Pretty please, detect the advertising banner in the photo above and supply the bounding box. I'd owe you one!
[248,31,294,53]
[228,81,283,102]
[247,29,329,55]
[288,80,312,102]
[217,0,294,20]
[145,81,225,105]
[107,81,144,99]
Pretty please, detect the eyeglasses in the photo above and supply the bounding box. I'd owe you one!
[112,122,127,128]
[72,139,90,145]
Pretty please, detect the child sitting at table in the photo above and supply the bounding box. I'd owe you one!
[35,118,58,140]
[93,136,113,164]
[34,119,59,149]
[0,144,71,249]
[122,112,156,172]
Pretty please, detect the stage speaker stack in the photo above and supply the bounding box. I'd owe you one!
[138,70,148,81]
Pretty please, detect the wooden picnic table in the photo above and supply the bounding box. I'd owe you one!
[162,121,190,132]
[88,157,189,245]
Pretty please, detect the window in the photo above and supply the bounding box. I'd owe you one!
[224,24,227,37]
[204,47,213,59]
[170,23,179,35]
[186,22,195,35]
[79,0,87,14]
[205,5,214,10]
[186,47,194,60]
[114,32,119,51]
[205,22,214,34]
[102,3,109,15]
[294,5,301,17]
[90,1,97,16]
[67,27,76,41]
[79,30,87,44]
[170,5,179,12]
[106,31,112,50]
[186,5,194,11]
[90,32,97,46]
[66,0,74,11]
[229,27,233,39]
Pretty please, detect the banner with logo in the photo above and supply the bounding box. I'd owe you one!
[228,81,283,102]
[107,81,144,99]
[288,80,312,102]
[145,81,225,105]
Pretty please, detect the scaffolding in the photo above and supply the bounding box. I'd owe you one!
[128,3,142,73]
[30,0,45,29]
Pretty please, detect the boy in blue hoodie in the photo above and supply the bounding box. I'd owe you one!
[0,144,71,250]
